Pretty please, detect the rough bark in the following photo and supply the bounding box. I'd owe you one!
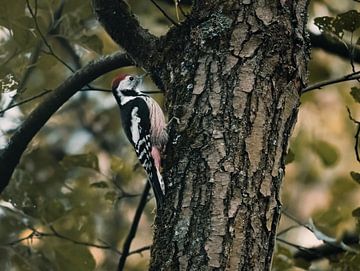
[149,1,310,270]
[0,0,310,269]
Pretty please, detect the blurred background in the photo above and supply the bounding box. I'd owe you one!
[0,0,359,270]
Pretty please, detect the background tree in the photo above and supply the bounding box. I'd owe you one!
[0,0,359,270]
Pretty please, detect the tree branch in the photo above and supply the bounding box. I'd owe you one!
[92,0,159,69]
[302,71,360,93]
[117,182,151,271]
[128,245,151,255]
[347,107,360,163]
[48,225,121,254]
[0,52,133,193]
[294,234,359,262]
[309,31,360,64]
[2,226,121,254]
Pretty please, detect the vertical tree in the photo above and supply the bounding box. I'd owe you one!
[93,0,310,269]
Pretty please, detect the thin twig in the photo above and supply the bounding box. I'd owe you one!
[149,0,180,26]
[276,237,316,254]
[347,107,360,162]
[48,225,122,254]
[282,211,360,256]
[2,231,36,246]
[277,225,301,236]
[3,0,65,111]
[0,89,52,115]
[281,210,311,231]
[142,90,163,94]
[81,87,112,92]
[350,32,356,74]
[0,86,162,115]
[25,0,75,73]
[117,182,151,271]
[302,71,360,93]
[128,245,151,255]
[2,225,121,254]
[178,3,189,18]
[81,87,163,94]
[1,222,151,258]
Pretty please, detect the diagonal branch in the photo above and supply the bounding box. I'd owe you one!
[92,0,159,69]
[0,52,133,193]
[347,107,360,163]
[149,0,180,26]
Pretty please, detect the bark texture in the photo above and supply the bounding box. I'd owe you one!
[150,1,310,270]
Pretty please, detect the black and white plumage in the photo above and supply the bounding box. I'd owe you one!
[111,74,167,208]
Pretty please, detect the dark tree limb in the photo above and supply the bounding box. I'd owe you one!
[309,31,360,64]
[92,0,159,70]
[302,32,360,93]
[0,52,133,193]
[294,234,359,262]
[117,182,151,271]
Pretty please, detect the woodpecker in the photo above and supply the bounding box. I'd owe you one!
[111,73,168,208]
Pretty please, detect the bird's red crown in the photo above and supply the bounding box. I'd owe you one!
[111,73,128,90]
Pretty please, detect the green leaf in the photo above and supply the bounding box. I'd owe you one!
[333,10,360,33]
[350,87,360,103]
[314,16,338,35]
[285,149,295,165]
[1,0,25,22]
[315,10,360,38]
[78,34,103,54]
[54,244,96,271]
[277,244,292,258]
[111,155,125,173]
[104,191,117,203]
[90,181,109,189]
[350,171,360,184]
[272,244,294,271]
[9,16,37,49]
[294,257,311,270]
[61,153,99,171]
[41,199,67,223]
[352,207,360,217]
[312,140,339,167]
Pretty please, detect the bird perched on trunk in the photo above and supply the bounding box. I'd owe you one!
[111,73,168,208]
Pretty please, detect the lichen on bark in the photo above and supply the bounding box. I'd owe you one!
[150,0,310,270]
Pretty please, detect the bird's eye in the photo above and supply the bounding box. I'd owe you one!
[129,76,134,81]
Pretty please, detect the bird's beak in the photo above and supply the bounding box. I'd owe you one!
[137,72,149,81]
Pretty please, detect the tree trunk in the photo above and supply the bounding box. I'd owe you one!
[150,1,309,270]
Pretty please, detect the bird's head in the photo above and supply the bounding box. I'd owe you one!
[111,73,144,95]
